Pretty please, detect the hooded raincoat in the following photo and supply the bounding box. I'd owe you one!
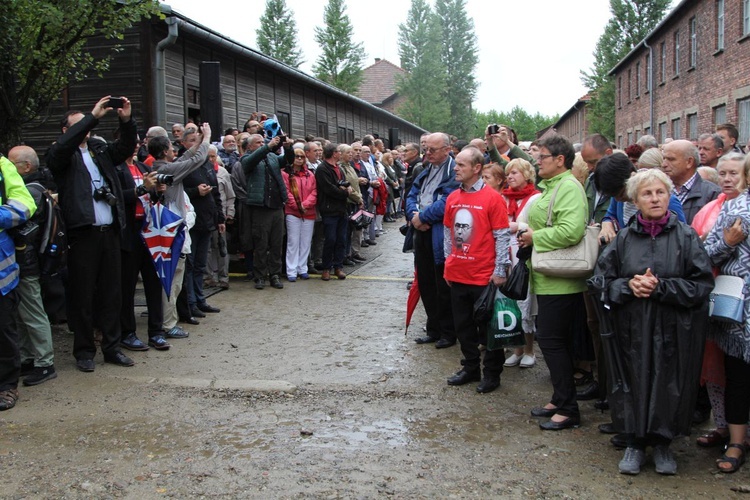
[593,212,713,440]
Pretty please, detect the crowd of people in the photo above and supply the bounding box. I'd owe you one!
[1,97,750,478]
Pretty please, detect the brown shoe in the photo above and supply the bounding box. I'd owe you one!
[334,268,346,280]
[321,270,331,281]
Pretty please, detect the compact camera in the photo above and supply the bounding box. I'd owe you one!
[93,186,118,206]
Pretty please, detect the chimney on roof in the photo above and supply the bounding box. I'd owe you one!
[375,58,381,62]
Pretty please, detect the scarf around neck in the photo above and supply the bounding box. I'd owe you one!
[502,183,539,220]
[637,211,670,237]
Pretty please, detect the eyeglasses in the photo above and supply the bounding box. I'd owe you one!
[538,154,556,161]
[294,155,306,159]
[426,146,447,154]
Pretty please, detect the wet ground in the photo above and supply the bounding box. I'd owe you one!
[2,222,749,498]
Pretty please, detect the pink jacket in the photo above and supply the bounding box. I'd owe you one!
[283,167,317,220]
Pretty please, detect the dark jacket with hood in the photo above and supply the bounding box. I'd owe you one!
[592,212,713,440]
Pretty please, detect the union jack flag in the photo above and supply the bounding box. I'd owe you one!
[140,200,185,299]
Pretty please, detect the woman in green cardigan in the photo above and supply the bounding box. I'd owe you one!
[517,134,588,431]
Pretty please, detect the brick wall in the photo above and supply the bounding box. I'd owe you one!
[613,0,750,148]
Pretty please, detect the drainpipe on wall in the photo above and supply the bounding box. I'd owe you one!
[155,11,179,127]
[644,39,654,135]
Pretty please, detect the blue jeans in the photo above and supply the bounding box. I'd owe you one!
[321,215,347,270]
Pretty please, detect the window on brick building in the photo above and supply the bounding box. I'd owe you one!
[738,98,750,145]
[660,42,667,82]
[645,126,651,136]
[717,0,725,50]
[744,0,750,36]
[688,113,698,140]
[628,69,632,102]
[636,61,641,96]
[627,132,633,145]
[674,30,680,75]
[672,118,682,139]
[714,105,726,128]
[690,17,697,67]
[659,122,667,143]
[646,53,652,91]
[618,76,622,108]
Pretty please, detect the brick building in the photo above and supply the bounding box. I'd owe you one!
[355,58,407,114]
[609,0,750,149]
[546,95,591,145]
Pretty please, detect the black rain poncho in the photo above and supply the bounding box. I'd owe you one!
[591,213,714,440]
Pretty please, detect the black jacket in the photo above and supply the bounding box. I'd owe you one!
[183,161,224,232]
[315,160,349,217]
[115,160,155,253]
[592,213,714,440]
[47,114,136,231]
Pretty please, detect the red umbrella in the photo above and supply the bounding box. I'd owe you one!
[405,271,420,335]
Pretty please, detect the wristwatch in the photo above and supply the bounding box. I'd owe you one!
[135,184,148,196]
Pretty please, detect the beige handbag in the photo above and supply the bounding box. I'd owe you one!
[531,177,600,278]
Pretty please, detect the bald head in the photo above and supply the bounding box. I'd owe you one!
[469,138,487,153]
[661,139,700,186]
[8,146,39,176]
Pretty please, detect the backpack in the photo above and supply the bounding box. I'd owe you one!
[27,183,67,276]
[0,171,67,276]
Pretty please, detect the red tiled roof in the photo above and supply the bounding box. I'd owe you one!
[356,59,406,105]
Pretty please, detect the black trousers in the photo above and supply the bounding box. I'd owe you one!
[536,293,585,418]
[66,226,122,360]
[0,289,19,391]
[120,231,163,338]
[413,230,455,342]
[321,214,347,270]
[451,282,504,378]
[725,353,750,425]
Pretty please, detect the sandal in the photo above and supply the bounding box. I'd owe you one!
[717,443,746,473]
[573,368,594,387]
[0,388,19,411]
[697,429,729,448]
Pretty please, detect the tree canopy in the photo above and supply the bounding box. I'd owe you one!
[256,0,304,68]
[474,107,559,142]
[0,0,161,152]
[312,0,365,94]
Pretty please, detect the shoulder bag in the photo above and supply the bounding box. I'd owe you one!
[709,275,748,325]
[531,177,600,278]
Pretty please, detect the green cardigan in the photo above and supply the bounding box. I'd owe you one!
[527,170,588,295]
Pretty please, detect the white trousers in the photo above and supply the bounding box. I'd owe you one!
[285,215,315,278]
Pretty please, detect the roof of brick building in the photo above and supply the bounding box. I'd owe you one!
[356,59,406,105]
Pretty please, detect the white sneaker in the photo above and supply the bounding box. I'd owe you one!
[520,354,536,368]
[504,353,522,367]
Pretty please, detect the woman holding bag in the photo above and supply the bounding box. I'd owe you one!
[517,135,587,430]
[483,159,540,368]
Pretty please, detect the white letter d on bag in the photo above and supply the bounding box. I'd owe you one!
[496,310,517,331]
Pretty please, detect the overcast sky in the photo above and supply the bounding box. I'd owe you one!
[162,0,674,118]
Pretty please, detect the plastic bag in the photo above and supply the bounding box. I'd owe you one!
[486,291,524,351]
[500,258,529,301]
[473,282,498,324]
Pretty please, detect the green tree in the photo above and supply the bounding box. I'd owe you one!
[474,107,559,142]
[0,0,161,152]
[581,0,671,139]
[256,0,304,68]
[395,0,449,132]
[313,0,365,94]
[435,0,478,139]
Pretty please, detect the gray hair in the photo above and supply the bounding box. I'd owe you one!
[626,168,674,202]
[717,151,746,170]
[637,134,659,149]
[208,144,218,154]
[637,147,663,169]
[698,166,720,185]
[147,126,168,138]
[698,133,725,150]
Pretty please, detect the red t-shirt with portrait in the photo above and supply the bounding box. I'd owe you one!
[443,185,509,286]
